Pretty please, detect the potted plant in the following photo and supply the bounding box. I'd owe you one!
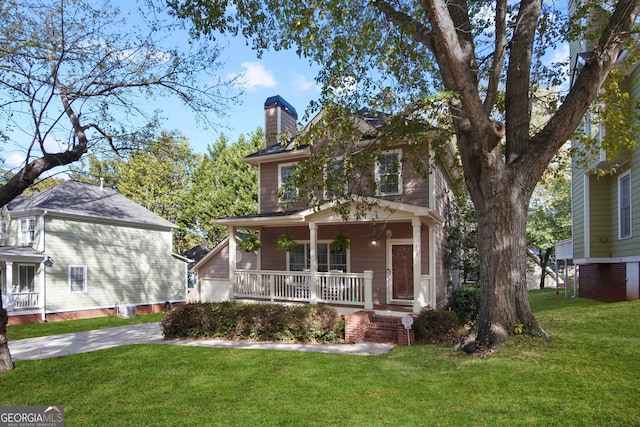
[276,233,298,252]
[240,235,261,252]
[330,232,350,251]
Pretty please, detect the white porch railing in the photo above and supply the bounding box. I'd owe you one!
[11,292,40,309]
[233,270,373,308]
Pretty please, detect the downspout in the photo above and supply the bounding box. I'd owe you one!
[41,210,48,322]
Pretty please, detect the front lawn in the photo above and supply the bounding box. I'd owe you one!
[0,289,638,426]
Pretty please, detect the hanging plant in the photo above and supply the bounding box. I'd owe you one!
[277,233,298,252]
[240,235,261,252]
[330,232,350,251]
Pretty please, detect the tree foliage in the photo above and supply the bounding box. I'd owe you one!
[171,0,640,351]
[72,130,199,253]
[180,129,264,249]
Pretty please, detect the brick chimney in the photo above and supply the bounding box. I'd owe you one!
[264,95,297,147]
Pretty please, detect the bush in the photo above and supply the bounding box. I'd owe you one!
[448,285,481,324]
[414,309,461,344]
[161,302,344,343]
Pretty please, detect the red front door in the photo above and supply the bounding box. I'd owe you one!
[392,244,414,300]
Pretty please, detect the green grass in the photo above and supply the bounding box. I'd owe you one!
[7,312,165,340]
[1,289,639,426]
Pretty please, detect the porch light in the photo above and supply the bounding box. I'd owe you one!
[371,237,377,246]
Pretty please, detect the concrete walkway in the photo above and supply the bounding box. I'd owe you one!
[8,322,394,361]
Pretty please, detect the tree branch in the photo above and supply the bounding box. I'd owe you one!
[484,0,507,113]
[371,0,435,52]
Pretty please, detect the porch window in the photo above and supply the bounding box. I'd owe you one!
[18,265,35,292]
[324,157,346,199]
[619,172,632,239]
[278,163,298,202]
[18,217,36,244]
[289,242,348,272]
[375,150,402,195]
[69,265,87,293]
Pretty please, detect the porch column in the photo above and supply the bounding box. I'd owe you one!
[228,226,236,297]
[5,262,12,310]
[364,270,373,310]
[309,222,318,303]
[412,218,425,313]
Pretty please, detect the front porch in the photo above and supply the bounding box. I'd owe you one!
[232,269,434,313]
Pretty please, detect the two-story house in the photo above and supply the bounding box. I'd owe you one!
[569,2,640,302]
[198,95,454,314]
[0,180,189,323]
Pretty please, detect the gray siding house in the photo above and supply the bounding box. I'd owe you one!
[0,181,188,323]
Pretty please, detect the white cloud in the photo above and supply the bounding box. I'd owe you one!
[3,153,25,169]
[228,62,277,90]
[290,73,318,92]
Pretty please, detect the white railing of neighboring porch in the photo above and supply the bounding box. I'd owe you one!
[11,292,40,309]
[233,270,373,308]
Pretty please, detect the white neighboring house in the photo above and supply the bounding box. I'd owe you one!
[0,181,189,323]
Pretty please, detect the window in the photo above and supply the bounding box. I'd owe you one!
[619,172,632,239]
[0,221,7,240]
[18,265,35,292]
[375,150,402,195]
[289,242,348,272]
[278,163,297,202]
[324,157,346,199]
[18,217,35,244]
[69,266,87,293]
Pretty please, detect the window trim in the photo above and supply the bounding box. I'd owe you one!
[17,216,36,244]
[286,240,350,273]
[619,171,632,240]
[69,265,87,293]
[278,162,298,203]
[323,156,346,200]
[375,149,403,196]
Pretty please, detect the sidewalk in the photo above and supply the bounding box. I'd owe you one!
[8,322,394,361]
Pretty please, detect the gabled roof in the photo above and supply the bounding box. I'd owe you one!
[6,181,175,229]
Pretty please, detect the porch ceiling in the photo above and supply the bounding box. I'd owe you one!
[215,198,443,228]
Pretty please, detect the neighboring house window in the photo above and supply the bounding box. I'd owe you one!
[18,217,35,244]
[18,265,35,292]
[324,157,346,199]
[289,242,348,272]
[278,163,297,202]
[376,150,402,195]
[69,265,87,293]
[619,172,632,239]
[0,221,7,240]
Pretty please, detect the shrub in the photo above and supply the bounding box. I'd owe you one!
[448,285,481,324]
[414,309,461,344]
[161,302,344,343]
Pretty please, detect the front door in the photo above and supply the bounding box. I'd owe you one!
[387,241,413,303]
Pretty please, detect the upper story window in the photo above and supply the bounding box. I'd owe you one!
[0,221,7,240]
[619,171,632,239]
[18,217,36,244]
[376,149,402,196]
[278,162,298,202]
[324,157,346,199]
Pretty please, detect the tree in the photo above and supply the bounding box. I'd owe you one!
[527,146,572,288]
[0,0,234,371]
[170,0,640,351]
[72,131,199,253]
[180,129,264,249]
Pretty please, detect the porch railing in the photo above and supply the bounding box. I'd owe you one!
[12,292,40,309]
[233,270,373,308]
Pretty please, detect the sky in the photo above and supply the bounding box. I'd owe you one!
[1,1,322,171]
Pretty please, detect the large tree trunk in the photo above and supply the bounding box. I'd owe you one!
[0,293,14,371]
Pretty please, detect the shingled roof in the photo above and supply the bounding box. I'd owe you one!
[6,181,175,229]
